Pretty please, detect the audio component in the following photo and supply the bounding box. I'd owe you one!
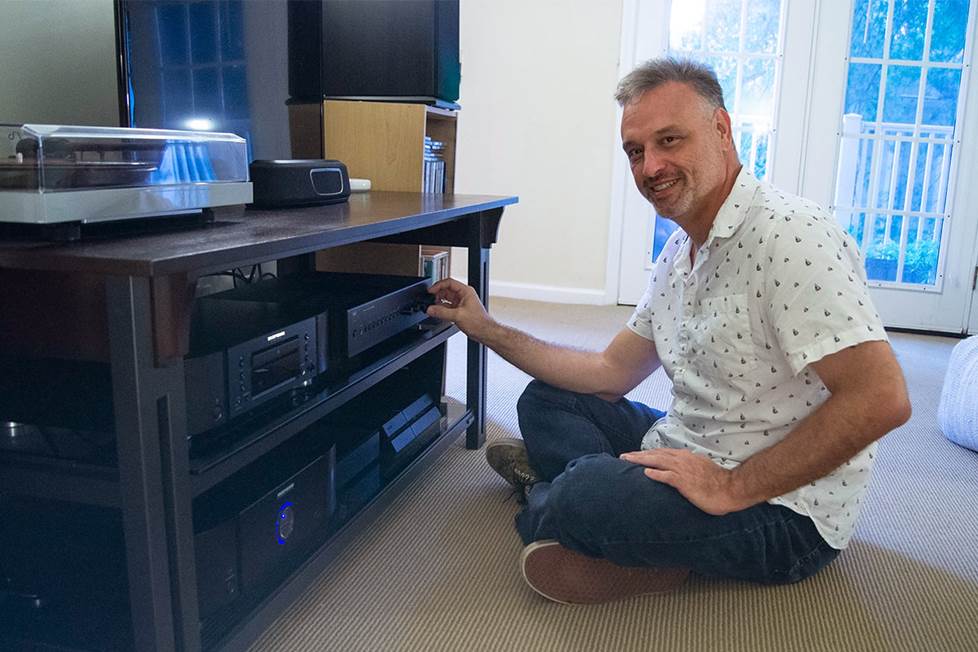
[185,288,328,437]
[249,159,351,208]
[205,272,433,366]
[193,446,336,618]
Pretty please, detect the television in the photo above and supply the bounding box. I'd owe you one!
[114,0,461,162]
[115,0,300,162]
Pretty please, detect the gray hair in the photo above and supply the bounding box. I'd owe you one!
[615,57,726,110]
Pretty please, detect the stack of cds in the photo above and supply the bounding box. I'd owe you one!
[423,136,446,193]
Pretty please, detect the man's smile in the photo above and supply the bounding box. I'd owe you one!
[652,178,680,193]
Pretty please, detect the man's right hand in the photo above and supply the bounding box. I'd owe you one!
[425,278,494,343]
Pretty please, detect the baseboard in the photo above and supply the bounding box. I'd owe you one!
[455,277,610,305]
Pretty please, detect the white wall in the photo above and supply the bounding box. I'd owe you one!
[0,0,628,306]
[455,0,625,304]
[0,0,119,126]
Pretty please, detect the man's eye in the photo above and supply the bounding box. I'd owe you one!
[627,148,642,161]
[662,136,679,145]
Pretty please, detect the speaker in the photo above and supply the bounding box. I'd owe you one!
[249,159,351,208]
[288,0,460,104]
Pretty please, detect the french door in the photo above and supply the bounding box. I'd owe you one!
[615,0,978,335]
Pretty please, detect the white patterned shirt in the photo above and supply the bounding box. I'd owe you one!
[627,169,886,549]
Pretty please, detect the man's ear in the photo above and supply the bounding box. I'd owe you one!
[713,107,734,148]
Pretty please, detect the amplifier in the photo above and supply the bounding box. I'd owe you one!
[193,446,336,619]
[185,288,328,437]
[207,272,433,365]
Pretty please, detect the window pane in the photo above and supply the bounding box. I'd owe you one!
[224,65,249,120]
[844,63,882,120]
[744,0,781,53]
[754,131,770,178]
[190,2,218,65]
[703,0,742,52]
[157,4,189,66]
[890,140,913,210]
[651,215,680,262]
[889,0,928,61]
[192,68,221,118]
[670,0,706,51]
[924,141,952,213]
[931,0,970,63]
[702,55,738,110]
[847,212,868,243]
[901,220,942,284]
[923,68,962,126]
[740,58,775,117]
[874,139,896,209]
[162,69,192,126]
[864,215,898,281]
[882,65,920,123]
[850,0,888,58]
[221,0,246,61]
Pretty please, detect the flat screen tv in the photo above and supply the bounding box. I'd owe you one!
[115,0,299,162]
[114,0,460,161]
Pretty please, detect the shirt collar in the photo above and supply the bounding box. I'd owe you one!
[702,167,760,248]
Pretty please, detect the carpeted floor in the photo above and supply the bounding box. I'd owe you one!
[250,298,978,652]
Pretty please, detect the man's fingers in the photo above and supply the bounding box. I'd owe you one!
[429,277,468,296]
[620,449,681,468]
[426,305,457,321]
[644,467,678,486]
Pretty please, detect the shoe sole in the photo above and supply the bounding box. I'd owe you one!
[520,540,689,605]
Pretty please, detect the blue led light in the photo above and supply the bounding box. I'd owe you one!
[276,501,295,545]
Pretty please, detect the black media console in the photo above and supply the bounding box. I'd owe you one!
[0,192,516,651]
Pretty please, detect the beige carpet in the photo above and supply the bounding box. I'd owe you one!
[251,298,978,652]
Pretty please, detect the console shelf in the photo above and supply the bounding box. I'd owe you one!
[189,321,458,495]
[201,399,470,651]
[0,192,516,652]
[0,457,119,508]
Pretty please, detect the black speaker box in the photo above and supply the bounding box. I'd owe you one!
[288,0,460,104]
[249,159,351,208]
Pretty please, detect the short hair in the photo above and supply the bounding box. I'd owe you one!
[614,57,726,111]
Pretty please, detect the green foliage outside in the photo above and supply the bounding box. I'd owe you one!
[865,239,940,284]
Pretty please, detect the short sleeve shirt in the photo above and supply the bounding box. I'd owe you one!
[627,169,886,549]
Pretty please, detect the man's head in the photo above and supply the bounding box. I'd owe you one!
[616,58,741,242]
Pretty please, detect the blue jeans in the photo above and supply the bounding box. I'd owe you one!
[513,380,840,584]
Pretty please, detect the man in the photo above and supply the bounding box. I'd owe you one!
[425,57,911,604]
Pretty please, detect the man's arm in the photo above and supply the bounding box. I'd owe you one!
[621,340,912,515]
[426,278,661,400]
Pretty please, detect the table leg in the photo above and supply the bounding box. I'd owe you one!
[107,276,200,652]
[466,220,490,449]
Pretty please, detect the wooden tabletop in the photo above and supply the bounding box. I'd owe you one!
[0,192,517,277]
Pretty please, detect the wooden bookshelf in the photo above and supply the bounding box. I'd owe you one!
[315,100,457,277]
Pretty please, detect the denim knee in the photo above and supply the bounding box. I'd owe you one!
[516,379,568,416]
[546,454,631,553]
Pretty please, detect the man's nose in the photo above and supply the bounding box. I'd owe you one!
[642,151,666,179]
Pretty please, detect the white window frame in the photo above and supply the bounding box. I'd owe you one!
[832,0,975,294]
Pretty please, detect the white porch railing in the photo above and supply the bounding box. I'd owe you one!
[833,113,954,285]
[732,119,773,180]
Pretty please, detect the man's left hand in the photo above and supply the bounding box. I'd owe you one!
[619,448,752,516]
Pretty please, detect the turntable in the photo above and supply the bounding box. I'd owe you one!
[0,124,252,229]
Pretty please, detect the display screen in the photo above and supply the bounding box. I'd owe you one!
[117,0,296,162]
[251,336,300,396]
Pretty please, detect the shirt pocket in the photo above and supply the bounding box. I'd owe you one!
[688,294,760,399]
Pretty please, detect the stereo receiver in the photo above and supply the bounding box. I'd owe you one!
[185,290,328,437]
[205,272,434,365]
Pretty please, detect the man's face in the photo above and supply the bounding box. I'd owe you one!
[620,82,732,224]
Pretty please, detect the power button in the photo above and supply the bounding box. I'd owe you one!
[277,503,295,544]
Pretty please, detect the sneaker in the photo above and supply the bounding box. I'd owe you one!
[485,437,541,498]
[520,539,689,604]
